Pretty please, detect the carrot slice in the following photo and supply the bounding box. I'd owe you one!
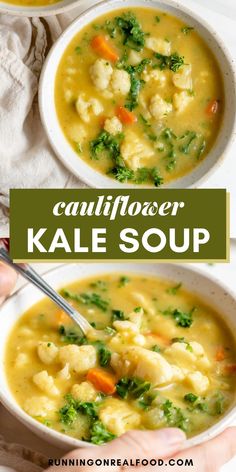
[206,99,219,116]
[215,346,226,362]
[91,35,119,62]
[117,106,137,125]
[225,364,236,375]
[86,368,117,395]
[144,332,170,346]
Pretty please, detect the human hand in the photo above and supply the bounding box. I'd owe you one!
[46,427,236,472]
[0,262,17,304]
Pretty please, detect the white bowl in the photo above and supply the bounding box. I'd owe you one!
[39,0,236,189]
[0,0,83,17]
[0,262,236,450]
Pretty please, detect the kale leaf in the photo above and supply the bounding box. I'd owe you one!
[62,289,109,312]
[115,12,146,51]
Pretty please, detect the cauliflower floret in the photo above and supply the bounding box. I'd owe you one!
[104,116,123,135]
[99,398,141,436]
[165,341,211,371]
[58,345,97,374]
[111,69,131,95]
[142,69,166,88]
[171,365,186,382]
[128,308,144,329]
[90,59,113,91]
[57,363,71,380]
[67,123,87,144]
[149,94,173,120]
[131,292,155,315]
[37,342,58,365]
[24,396,56,418]
[76,95,103,123]
[172,64,192,90]
[186,371,210,395]
[113,320,139,334]
[120,131,154,170]
[173,91,193,113]
[114,347,173,386]
[33,370,59,397]
[128,50,142,65]
[15,353,29,368]
[71,381,98,402]
[146,37,171,56]
[111,352,133,377]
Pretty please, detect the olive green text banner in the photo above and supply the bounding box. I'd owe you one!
[10,189,228,262]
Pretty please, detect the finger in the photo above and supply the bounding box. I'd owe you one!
[46,428,186,472]
[160,427,236,472]
[0,263,17,301]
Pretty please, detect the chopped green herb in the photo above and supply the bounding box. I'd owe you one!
[184,393,199,403]
[155,16,161,23]
[172,308,195,328]
[167,282,182,295]
[115,12,146,51]
[181,26,194,35]
[62,289,109,312]
[110,165,134,182]
[134,306,142,313]
[197,139,206,160]
[112,309,125,322]
[152,345,161,353]
[90,421,116,445]
[162,399,189,431]
[179,131,197,154]
[75,46,82,54]
[116,377,151,399]
[123,59,151,110]
[154,52,184,72]
[119,276,131,287]
[59,325,87,346]
[93,341,112,367]
[90,131,124,164]
[172,337,193,352]
[104,326,116,335]
[90,280,108,291]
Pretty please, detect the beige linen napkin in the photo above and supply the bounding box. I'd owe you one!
[0,435,47,471]
[0,0,100,236]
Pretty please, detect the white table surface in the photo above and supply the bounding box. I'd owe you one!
[1,242,236,470]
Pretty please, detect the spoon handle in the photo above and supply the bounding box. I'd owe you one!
[0,246,91,335]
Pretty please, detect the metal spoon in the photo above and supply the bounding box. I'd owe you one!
[0,243,92,336]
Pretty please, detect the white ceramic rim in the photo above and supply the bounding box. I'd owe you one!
[0,262,236,450]
[39,0,236,189]
[0,0,84,17]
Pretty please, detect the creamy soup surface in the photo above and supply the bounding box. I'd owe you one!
[3,0,60,5]
[6,274,236,445]
[55,8,224,187]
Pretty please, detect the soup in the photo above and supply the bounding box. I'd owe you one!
[3,0,60,6]
[5,273,236,445]
[55,8,224,187]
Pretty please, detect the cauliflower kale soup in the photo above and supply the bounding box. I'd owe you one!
[6,274,236,444]
[55,8,224,187]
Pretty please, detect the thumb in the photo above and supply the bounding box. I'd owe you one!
[100,428,186,461]
[0,263,17,301]
[46,429,186,472]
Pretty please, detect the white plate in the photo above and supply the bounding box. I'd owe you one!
[0,0,83,17]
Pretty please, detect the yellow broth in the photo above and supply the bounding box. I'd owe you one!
[55,8,224,187]
[3,0,60,6]
[5,273,236,444]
